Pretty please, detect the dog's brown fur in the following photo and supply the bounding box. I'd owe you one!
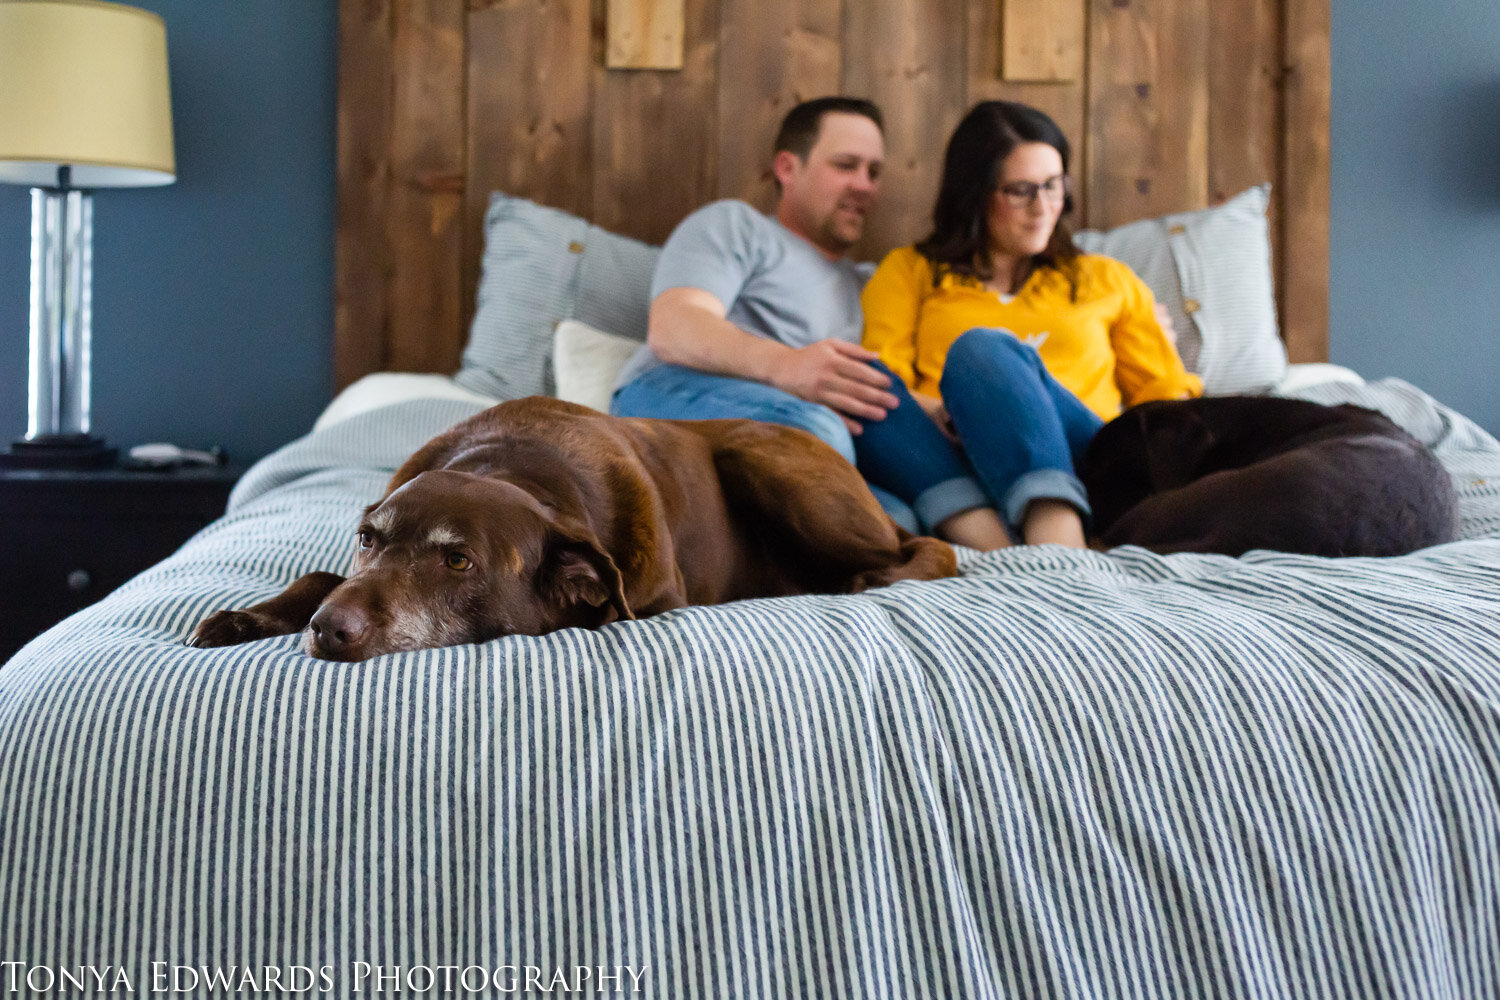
[189,397,956,660]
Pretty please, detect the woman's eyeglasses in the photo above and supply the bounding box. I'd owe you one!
[997,176,1070,209]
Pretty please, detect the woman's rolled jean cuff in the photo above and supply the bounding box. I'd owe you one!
[870,484,922,535]
[912,476,992,533]
[1001,469,1092,531]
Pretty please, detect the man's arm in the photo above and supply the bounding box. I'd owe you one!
[648,286,897,431]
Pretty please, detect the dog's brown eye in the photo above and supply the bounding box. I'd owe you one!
[357,530,373,549]
[445,552,472,571]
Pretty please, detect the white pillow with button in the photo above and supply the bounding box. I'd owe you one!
[553,320,645,413]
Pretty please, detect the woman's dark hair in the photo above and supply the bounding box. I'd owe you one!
[916,101,1079,293]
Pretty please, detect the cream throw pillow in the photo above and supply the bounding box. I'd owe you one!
[553,320,644,413]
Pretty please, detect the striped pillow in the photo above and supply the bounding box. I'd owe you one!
[1074,184,1287,394]
[455,193,659,400]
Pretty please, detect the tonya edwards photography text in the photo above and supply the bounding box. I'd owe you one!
[0,962,649,994]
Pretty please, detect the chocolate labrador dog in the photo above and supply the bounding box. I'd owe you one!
[189,396,956,660]
[1078,395,1457,557]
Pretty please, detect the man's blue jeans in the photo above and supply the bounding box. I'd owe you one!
[610,362,922,534]
[853,329,1104,533]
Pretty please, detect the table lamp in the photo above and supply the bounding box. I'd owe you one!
[0,0,175,469]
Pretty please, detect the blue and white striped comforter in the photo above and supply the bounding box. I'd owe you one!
[2,378,1498,998]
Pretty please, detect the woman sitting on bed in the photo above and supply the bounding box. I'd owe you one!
[854,100,1202,550]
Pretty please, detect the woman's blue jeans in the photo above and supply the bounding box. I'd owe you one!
[853,329,1104,533]
[611,362,922,533]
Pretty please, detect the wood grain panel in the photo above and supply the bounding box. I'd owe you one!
[1281,0,1330,363]
[387,0,466,375]
[1086,0,1210,226]
[968,0,1088,221]
[464,0,594,333]
[592,0,717,243]
[606,0,685,69]
[844,0,969,261]
[715,0,841,211]
[1003,0,1085,83]
[335,0,394,388]
[465,0,593,215]
[1208,0,1279,204]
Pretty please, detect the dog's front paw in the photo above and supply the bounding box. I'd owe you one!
[187,609,288,648]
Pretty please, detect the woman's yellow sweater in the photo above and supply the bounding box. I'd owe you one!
[861,247,1202,420]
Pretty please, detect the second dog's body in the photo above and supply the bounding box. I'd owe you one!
[1078,395,1458,557]
[190,397,956,660]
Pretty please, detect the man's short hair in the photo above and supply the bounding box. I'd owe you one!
[773,97,884,160]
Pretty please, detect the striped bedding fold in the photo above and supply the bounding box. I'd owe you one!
[1,378,1498,999]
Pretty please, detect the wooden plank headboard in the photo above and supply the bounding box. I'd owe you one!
[336,0,1330,390]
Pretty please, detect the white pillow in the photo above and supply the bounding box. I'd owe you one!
[1274,362,1365,395]
[1074,184,1287,395]
[553,320,644,413]
[313,373,499,432]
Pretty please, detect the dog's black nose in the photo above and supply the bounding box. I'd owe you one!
[308,604,370,660]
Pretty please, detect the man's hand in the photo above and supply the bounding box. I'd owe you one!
[767,339,900,433]
[648,288,898,432]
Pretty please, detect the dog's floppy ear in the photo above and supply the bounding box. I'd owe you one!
[539,525,635,626]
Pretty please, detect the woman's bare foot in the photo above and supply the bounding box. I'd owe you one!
[936,507,1013,550]
[1022,499,1088,548]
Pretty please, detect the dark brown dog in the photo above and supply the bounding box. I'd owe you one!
[1078,395,1458,557]
[189,396,956,660]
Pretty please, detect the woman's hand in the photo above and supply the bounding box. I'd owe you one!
[1153,302,1178,346]
[912,391,958,443]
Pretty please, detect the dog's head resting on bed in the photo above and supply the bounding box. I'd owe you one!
[305,470,633,660]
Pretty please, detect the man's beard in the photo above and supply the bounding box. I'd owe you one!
[819,207,865,253]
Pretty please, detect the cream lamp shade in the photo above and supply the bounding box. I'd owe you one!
[0,0,175,188]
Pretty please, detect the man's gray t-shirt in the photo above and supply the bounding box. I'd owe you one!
[613,199,872,389]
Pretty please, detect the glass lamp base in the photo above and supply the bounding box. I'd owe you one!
[0,434,117,470]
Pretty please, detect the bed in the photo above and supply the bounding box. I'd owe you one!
[6,206,1500,996]
[10,4,1500,996]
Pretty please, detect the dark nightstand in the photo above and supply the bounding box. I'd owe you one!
[0,463,241,662]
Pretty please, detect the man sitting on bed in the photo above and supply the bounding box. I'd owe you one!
[608,96,916,529]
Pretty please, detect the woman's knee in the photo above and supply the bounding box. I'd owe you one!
[945,327,1037,370]
[941,328,1044,398]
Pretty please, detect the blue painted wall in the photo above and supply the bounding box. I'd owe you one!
[3,1,1496,467]
[0,1,337,465]
[1330,0,1500,436]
